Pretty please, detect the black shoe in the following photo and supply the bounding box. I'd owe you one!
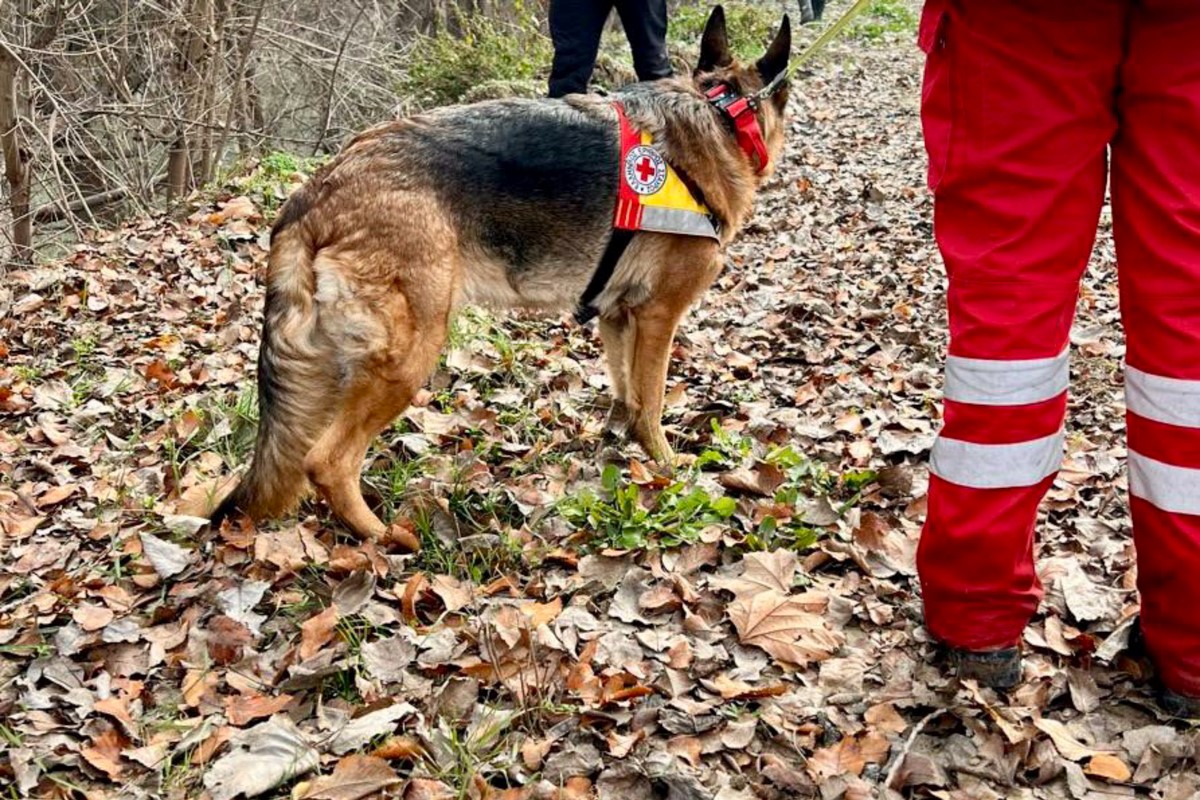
[1123,617,1200,717]
[1159,687,1200,718]
[949,647,1022,690]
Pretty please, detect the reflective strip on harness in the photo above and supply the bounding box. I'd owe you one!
[613,102,719,240]
[641,206,720,237]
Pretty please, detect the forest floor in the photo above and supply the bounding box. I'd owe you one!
[2,6,1198,800]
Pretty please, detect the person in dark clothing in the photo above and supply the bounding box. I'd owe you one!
[547,0,673,98]
[800,0,825,23]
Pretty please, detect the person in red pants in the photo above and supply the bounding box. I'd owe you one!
[916,0,1200,715]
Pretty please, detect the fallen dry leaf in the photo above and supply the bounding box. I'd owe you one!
[403,778,455,800]
[718,462,786,496]
[224,693,295,726]
[807,733,890,781]
[709,673,789,701]
[74,603,115,631]
[208,615,254,665]
[522,596,563,627]
[203,717,320,800]
[81,727,129,780]
[728,590,843,666]
[183,668,219,709]
[139,531,194,578]
[328,703,414,755]
[712,549,797,597]
[1035,718,1099,761]
[299,605,340,661]
[94,696,135,729]
[293,755,401,800]
[865,702,908,735]
[1085,753,1133,783]
[373,735,426,761]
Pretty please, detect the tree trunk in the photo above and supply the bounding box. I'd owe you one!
[211,0,266,182]
[166,0,214,207]
[0,52,32,265]
[195,0,229,185]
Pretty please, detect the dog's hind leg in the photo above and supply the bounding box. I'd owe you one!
[599,311,634,438]
[305,384,417,540]
[304,278,453,542]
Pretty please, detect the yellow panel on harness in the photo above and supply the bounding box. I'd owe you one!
[613,104,719,241]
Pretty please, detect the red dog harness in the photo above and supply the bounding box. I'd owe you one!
[705,84,771,174]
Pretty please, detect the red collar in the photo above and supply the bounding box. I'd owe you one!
[705,84,769,174]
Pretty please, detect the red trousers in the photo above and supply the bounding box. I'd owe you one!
[917,0,1200,696]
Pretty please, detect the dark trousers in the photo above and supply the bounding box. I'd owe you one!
[548,0,672,98]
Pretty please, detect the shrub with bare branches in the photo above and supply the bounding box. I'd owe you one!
[2,0,550,267]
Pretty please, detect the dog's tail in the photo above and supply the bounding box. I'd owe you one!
[211,211,337,526]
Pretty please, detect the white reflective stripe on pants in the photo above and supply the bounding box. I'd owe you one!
[930,431,1065,489]
[1125,365,1200,429]
[945,349,1069,406]
[1128,450,1200,516]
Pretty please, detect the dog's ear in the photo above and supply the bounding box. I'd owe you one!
[696,6,733,74]
[757,15,791,87]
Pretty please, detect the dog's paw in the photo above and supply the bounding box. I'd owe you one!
[603,402,632,438]
[672,452,697,469]
[381,522,421,554]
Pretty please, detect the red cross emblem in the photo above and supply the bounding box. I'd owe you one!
[635,156,657,183]
[624,145,667,195]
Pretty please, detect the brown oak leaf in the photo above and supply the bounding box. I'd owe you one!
[295,754,401,800]
[81,727,130,780]
[727,590,843,666]
[299,605,339,660]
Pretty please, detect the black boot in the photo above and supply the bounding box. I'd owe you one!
[1159,687,1200,718]
[949,647,1023,690]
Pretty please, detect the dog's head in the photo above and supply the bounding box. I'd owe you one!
[692,6,791,178]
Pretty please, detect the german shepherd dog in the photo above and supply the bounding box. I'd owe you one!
[213,7,793,542]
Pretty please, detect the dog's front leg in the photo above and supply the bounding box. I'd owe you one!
[599,311,634,438]
[619,241,722,469]
[626,301,680,469]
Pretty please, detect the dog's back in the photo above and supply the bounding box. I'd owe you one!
[281,99,620,309]
[411,100,619,275]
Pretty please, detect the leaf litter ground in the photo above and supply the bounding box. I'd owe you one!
[2,16,1198,800]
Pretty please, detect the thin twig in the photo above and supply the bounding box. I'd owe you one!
[312,2,368,156]
[210,0,267,180]
[883,708,946,791]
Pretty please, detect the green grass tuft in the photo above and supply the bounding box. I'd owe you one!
[400,8,553,107]
[230,151,327,213]
[559,463,737,551]
[670,3,781,60]
[850,0,918,41]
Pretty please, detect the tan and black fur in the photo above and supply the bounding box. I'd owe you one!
[212,7,793,542]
